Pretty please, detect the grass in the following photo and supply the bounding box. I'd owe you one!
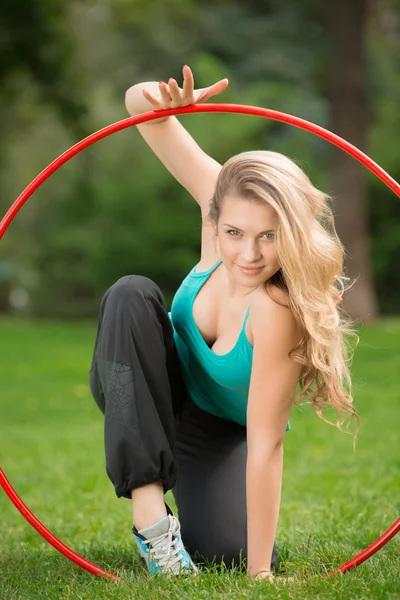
[0,316,399,599]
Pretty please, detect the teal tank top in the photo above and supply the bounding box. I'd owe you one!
[169,259,290,431]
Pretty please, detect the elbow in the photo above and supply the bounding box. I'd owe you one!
[125,86,137,115]
[247,437,284,462]
[247,424,286,453]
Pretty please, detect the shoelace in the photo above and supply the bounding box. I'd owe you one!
[143,515,190,572]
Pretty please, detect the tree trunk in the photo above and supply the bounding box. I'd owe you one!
[329,0,379,323]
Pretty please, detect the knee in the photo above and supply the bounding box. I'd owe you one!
[187,538,278,573]
[181,521,247,570]
[189,542,246,571]
[112,274,159,297]
[102,275,161,309]
[179,512,278,572]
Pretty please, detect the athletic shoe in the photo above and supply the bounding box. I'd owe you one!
[133,503,199,576]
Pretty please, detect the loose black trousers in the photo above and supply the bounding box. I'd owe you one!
[89,274,278,570]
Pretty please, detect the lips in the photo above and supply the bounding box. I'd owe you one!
[238,265,263,274]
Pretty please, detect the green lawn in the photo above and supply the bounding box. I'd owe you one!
[0,316,399,600]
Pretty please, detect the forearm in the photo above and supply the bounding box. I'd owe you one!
[246,444,283,576]
[125,82,171,124]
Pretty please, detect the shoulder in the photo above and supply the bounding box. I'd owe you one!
[249,283,302,350]
[247,284,303,437]
[195,253,221,273]
[265,281,290,307]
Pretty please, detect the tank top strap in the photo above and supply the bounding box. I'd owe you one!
[191,258,222,277]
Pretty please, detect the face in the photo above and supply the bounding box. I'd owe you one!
[214,195,281,289]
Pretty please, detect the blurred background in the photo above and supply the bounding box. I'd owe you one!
[1,5,399,595]
[0,0,399,322]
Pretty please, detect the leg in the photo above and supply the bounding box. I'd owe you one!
[172,396,278,572]
[89,275,204,575]
[89,274,186,500]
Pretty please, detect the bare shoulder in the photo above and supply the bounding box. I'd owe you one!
[247,283,303,436]
[249,283,302,348]
[265,281,291,307]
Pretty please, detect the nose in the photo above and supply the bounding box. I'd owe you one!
[241,239,262,263]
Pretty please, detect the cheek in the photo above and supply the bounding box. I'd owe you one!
[269,246,279,264]
[262,245,280,270]
[272,249,280,268]
[264,240,277,255]
[218,237,238,257]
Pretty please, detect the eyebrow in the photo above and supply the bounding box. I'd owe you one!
[222,223,276,233]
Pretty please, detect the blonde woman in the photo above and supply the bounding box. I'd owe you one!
[89,65,359,580]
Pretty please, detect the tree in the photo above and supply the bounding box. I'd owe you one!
[329,0,379,323]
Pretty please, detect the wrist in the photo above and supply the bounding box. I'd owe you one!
[125,83,170,124]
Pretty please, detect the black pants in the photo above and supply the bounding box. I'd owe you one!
[89,274,278,571]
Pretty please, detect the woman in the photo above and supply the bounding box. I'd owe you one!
[89,65,359,581]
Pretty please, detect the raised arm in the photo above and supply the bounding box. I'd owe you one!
[125,65,228,216]
[246,289,302,580]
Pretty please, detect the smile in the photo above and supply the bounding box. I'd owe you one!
[238,265,264,275]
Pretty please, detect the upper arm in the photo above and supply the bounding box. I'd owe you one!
[247,292,302,452]
[137,116,222,214]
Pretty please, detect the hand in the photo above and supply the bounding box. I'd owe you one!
[253,570,294,584]
[254,570,274,583]
[142,64,229,110]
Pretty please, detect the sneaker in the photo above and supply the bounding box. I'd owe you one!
[133,503,199,576]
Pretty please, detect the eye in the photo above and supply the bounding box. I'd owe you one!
[262,232,275,240]
[226,229,241,236]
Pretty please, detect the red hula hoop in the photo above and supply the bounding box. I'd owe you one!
[0,468,119,583]
[1,104,399,583]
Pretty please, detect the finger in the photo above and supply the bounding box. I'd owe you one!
[254,572,274,582]
[182,64,195,101]
[159,81,172,104]
[142,88,162,109]
[199,78,229,102]
[255,576,274,583]
[168,78,182,104]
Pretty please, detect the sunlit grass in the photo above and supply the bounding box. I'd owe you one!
[1,316,399,599]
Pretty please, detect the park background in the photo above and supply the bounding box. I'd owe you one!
[1,1,399,599]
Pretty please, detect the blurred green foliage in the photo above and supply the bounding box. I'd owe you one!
[0,0,399,317]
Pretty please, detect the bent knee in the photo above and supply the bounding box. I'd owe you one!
[188,539,277,572]
[190,542,246,570]
[113,274,158,295]
[182,524,247,569]
[103,274,161,306]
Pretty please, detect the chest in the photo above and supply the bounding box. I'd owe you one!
[192,270,254,355]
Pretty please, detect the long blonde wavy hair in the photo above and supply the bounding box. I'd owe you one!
[208,150,360,440]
